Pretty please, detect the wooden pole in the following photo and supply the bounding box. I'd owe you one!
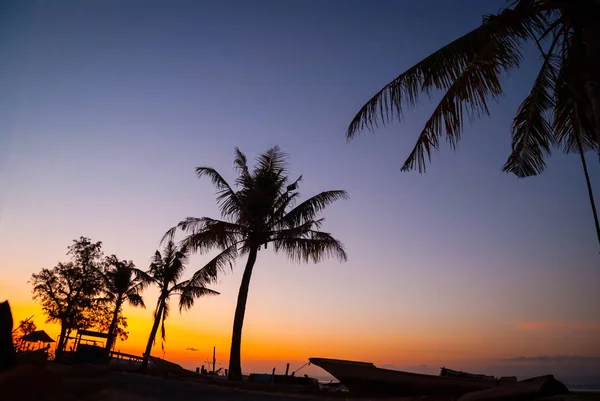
[285,363,290,376]
[212,346,216,374]
[270,367,276,386]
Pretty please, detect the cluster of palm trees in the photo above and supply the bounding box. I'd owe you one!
[39,0,600,381]
[97,240,220,371]
[104,147,347,380]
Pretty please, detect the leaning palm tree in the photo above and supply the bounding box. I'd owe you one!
[139,241,219,372]
[101,255,148,352]
[164,146,348,381]
[346,0,600,247]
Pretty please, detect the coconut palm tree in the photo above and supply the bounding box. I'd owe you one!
[346,0,600,247]
[101,255,148,352]
[164,146,348,381]
[139,241,219,372]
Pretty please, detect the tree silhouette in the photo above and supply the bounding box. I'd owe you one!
[30,237,106,353]
[11,317,36,351]
[164,146,348,381]
[140,241,219,372]
[346,0,600,247]
[101,255,147,351]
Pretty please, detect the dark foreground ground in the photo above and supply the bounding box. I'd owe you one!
[2,363,600,401]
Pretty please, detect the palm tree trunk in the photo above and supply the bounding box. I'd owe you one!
[576,134,600,249]
[227,246,258,381]
[105,297,123,352]
[140,298,164,372]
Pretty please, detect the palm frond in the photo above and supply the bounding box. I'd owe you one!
[131,267,155,289]
[272,231,348,263]
[177,285,220,312]
[161,226,178,245]
[271,219,324,240]
[254,146,288,175]
[502,40,561,177]
[400,19,534,172]
[178,218,243,253]
[278,190,348,229]
[196,167,242,219]
[233,147,254,189]
[553,28,598,154]
[126,292,145,308]
[186,243,240,287]
[347,2,543,143]
[160,300,169,350]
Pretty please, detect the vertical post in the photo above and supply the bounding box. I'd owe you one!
[270,367,276,386]
[0,301,17,373]
[212,346,216,374]
[285,363,290,376]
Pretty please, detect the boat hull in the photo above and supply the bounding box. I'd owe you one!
[309,358,502,397]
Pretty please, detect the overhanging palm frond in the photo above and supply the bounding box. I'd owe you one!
[553,28,599,155]
[177,285,220,312]
[399,17,537,173]
[347,2,542,142]
[272,231,348,263]
[278,190,349,229]
[502,44,560,177]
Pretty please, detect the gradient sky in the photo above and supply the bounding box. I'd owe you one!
[1,0,599,384]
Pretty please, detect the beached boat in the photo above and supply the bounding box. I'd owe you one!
[441,368,517,384]
[457,374,569,401]
[309,357,510,396]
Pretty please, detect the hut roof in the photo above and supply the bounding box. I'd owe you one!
[21,330,55,343]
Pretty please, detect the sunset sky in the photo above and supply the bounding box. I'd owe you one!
[1,0,599,384]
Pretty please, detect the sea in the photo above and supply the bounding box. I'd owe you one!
[568,385,600,392]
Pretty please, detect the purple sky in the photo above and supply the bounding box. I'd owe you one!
[1,0,599,383]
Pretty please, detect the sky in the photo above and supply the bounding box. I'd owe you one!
[1,0,599,384]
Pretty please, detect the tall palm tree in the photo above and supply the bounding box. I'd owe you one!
[164,146,348,381]
[346,0,600,247]
[101,255,147,352]
[139,241,219,372]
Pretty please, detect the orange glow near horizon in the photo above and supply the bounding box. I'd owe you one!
[8,295,600,374]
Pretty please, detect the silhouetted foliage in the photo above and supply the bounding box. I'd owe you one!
[346,0,600,247]
[347,0,600,174]
[139,241,219,371]
[100,255,147,351]
[30,237,133,353]
[11,317,36,351]
[164,146,348,381]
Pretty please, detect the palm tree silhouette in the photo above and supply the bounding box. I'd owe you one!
[140,241,219,372]
[101,255,147,352]
[346,0,600,247]
[164,146,348,381]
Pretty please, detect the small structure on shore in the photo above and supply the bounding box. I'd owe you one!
[20,330,55,350]
[72,329,111,364]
